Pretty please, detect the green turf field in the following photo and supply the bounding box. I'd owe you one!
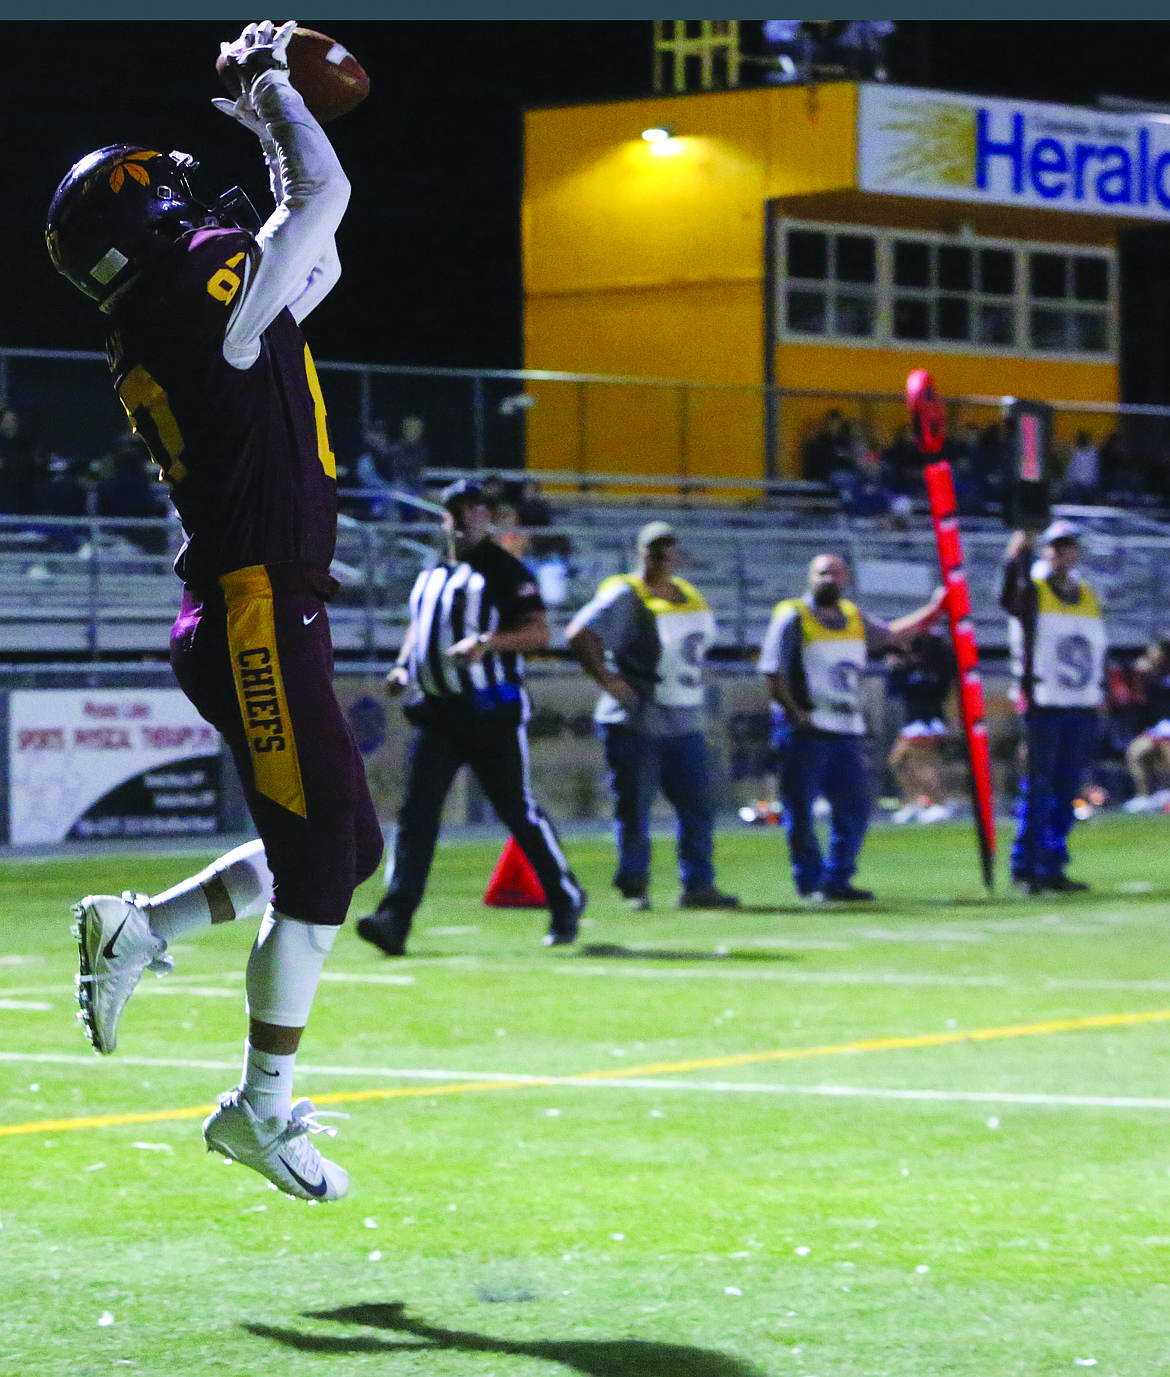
[4,814,1170,1376]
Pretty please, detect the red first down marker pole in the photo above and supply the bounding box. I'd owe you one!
[906,369,996,892]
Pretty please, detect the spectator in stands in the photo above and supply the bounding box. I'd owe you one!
[1099,430,1144,505]
[883,425,925,498]
[0,408,40,515]
[886,630,957,824]
[762,20,893,83]
[1123,633,1170,812]
[835,19,895,80]
[354,420,396,519]
[834,441,893,519]
[30,453,89,553]
[1060,430,1101,504]
[512,479,553,529]
[491,497,528,560]
[940,424,987,516]
[802,409,854,486]
[97,434,169,553]
[974,419,1009,512]
[759,554,945,901]
[384,415,430,517]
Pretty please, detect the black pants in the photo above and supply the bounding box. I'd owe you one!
[379,700,583,920]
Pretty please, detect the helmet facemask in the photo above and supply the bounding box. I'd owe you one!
[47,146,261,312]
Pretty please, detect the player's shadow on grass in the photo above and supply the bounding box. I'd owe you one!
[578,942,799,963]
[245,1301,763,1375]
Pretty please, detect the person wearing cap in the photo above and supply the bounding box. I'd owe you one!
[1122,632,1170,813]
[357,479,587,955]
[566,521,738,911]
[759,554,946,902]
[1002,521,1105,893]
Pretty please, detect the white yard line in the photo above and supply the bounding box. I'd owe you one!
[0,1049,1168,1110]
[10,968,1170,998]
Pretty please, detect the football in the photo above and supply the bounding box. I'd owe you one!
[217,27,370,123]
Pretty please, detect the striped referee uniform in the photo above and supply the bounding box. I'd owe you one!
[369,535,583,944]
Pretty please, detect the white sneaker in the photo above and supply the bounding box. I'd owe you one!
[71,892,171,1055]
[202,1091,350,1201]
[891,803,921,824]
[918,803,956,824]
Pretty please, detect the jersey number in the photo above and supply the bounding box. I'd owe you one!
[1055,634,1094,690]
[117,366,187,484]
[206,252,246,305]
[302,345,337,480]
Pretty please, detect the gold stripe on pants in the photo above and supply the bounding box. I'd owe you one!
[220,565,307,819]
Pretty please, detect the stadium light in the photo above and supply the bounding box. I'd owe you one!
[641,125,675,143]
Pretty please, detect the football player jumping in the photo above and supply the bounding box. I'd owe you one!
[45,21,383,1201]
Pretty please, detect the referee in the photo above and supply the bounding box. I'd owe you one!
[357,479,586,955]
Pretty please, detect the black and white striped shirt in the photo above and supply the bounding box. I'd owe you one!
[406,538,544,708]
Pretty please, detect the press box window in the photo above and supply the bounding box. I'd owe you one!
[783,228,877,338]
[1027,252,1110,353]
[777,220,1114,359]
[892,239,1015,346]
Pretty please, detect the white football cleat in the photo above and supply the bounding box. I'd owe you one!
[71,891,171,1055]
[891,803,921,824]
[202,1091,350,1201]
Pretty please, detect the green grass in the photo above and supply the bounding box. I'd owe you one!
[5,814,1170,1375]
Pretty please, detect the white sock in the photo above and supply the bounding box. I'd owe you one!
[239,1040,296,1124]
[145,840,273,945]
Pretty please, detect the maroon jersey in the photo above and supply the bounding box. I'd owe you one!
[106,227,338,589]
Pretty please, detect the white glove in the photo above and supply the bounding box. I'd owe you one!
[211,94,269,140]
[218,19,296,97]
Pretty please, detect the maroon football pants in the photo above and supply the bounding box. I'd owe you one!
[170,566,383,925]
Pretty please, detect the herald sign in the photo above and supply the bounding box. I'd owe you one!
[858,85,1170,220]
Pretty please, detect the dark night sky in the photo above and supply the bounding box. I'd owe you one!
[9,21,1170,369]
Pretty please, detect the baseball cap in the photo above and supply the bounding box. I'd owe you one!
[1041,518,1082,544]
[636,520,676,552]
[441,478,487,511]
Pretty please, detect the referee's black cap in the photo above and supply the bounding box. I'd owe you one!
[441,478,488,512]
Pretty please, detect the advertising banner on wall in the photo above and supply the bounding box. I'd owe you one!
[10,690,221,845]
[858,84,1170,220]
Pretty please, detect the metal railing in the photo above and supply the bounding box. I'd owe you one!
[10,346,1170,492]
[1,500,1168,662]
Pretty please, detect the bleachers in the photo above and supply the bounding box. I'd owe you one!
[0,498,1167,658]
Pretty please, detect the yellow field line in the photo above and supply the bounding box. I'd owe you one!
[3,1007,1169,1137]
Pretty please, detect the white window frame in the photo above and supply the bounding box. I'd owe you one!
[775,217,1117,362]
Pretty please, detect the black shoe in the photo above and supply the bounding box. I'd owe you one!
[821,883,876,902]
[1038,874,1091,894]
[356,909,412,957]
[544,891,588,947]
[615,877,651,912]
[677,885,740,910]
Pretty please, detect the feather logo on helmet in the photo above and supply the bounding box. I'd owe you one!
[108,151,159,193]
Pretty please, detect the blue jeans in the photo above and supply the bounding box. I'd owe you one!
[774,727,870,894]
[1012,707,1098,881]
[601,726,716,892]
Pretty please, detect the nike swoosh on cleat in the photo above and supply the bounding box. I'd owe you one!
[101,917,129,961]
[278,1156,329,1198]
[303,612,319,625]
